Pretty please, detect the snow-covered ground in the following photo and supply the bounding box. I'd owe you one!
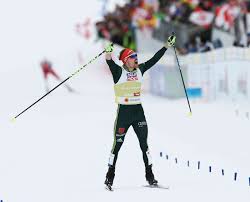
[1,1,249,202]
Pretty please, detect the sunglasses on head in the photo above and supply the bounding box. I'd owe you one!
[129,54,137,59]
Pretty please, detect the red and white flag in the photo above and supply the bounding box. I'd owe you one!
[215,3,240,30]
[189,10,214,27]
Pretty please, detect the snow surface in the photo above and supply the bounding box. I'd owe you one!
[0,1,249,202]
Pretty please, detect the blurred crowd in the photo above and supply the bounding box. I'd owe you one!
[95,0,250,54]
[161,0,250,54]
[96,0,160,50]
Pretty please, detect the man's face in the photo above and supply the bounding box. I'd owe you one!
[126,53,138,69]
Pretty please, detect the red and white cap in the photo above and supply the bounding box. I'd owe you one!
[119,48,135,64]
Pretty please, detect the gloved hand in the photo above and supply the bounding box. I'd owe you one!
[166,35,176,47]
[105,43,114,53]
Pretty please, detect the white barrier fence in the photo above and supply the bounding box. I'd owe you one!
[140,47,250,102]
[182,47,250,102]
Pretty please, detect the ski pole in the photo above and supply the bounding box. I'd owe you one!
[173,45,192,116]
[11,47,109,122]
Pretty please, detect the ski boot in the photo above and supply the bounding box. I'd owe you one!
[104,166,115,191]
[146,165,158,185]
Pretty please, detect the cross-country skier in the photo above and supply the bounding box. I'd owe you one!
[40,59,74,93]
[104,35,176,190]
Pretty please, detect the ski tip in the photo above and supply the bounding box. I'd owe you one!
[10,117,16,123]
